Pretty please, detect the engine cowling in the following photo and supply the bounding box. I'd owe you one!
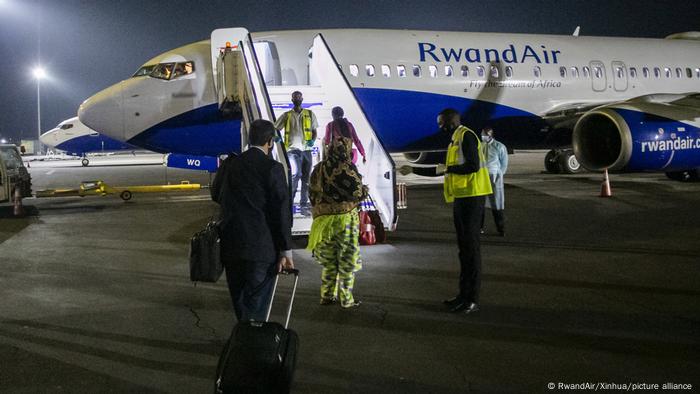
[403,151,446,165]
[572,95,700,172]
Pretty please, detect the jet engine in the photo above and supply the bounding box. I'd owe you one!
[572,94,700,178]
[403,151,446,165]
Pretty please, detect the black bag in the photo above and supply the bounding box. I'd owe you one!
[189,219,223,282]
[215,269,300,394]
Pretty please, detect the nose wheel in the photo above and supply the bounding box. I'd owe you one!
[81,157,90,167]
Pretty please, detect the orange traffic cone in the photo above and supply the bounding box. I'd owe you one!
[13,187,24,217]
[600,169,612,198]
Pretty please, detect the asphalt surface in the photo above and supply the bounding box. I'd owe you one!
[0,152,698,393]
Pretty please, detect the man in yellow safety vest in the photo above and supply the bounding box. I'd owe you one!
[437,108,492,314]
[275,91,318,216]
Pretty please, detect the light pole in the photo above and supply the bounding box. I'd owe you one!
[33,67,46,155]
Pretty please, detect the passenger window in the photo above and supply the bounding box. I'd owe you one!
[505,66,513,78]
[381,64,391,78]
[664,67,671,78]
[696,68,700,78]
[490,65,499,78]
[654,67,661,78]
[477,66,485,78]
[444,65,453,77]
[675,67,682,78]
[397,65,406,77]
[616,67,625,79]
[151,63,175,80]
[686,67,693,78]
[366,65,375,77]
[559,66,567,78]
[429,65,437,78]
[460,65,469,77]
[349,64,359,77]
[643,67,650,78]
[593,67,602,79]
[412,65,421,77]
[571,67,579,78]
[629,67,637,78]
[533,66,541,78]
[582,66,590,78]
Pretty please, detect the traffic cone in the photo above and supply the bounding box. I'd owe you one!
[600,169,612,198]
[13,188,24,217]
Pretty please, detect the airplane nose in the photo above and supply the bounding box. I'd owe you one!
[78,83,125,141]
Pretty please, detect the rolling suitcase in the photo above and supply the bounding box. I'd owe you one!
[215,269,300,394]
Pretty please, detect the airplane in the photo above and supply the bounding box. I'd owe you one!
[41,117,137,166]
[78,28,700,230]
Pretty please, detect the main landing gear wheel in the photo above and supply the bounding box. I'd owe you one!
[544,150,560,174]
[119,190,133,201]
[665,170,699,182]
[544,149,582,174]
[81,158,90,167]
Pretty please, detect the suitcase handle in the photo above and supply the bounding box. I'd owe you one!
[265,268,299,329]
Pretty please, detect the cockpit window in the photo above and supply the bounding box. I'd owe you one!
[151,63,175,80]
[59,124,74,130]
[132,65,156,77]
[172,61,195,79]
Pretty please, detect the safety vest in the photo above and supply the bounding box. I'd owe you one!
[443,125,493,203]
[284,109,314,147]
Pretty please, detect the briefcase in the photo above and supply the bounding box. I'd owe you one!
[189,220,223,282]
[215,269,300,394]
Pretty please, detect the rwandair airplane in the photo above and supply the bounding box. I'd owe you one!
[78,28,700,231]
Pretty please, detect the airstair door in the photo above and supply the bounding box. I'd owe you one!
[210,28,296,225]
[309,34,397,229]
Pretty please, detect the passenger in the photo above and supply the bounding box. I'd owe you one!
[306,137,367,309]
[211,119,294,321]
[398,109,492,314]
[274,91,318,216]
[173,63,186,78]
[480,127,508,236]
[184,61,194,74]
[324,106,366,164]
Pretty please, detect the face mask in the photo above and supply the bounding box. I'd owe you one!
[292,99,302,106]
[482,135,492,142]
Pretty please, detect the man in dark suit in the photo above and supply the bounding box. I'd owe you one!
[211,119,294,321]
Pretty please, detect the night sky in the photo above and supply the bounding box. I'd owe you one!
[0,0,698,143]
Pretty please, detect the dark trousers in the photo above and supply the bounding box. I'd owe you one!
[288,149,312,207]
[481,208,505,233]
[453,195,485,304]
[224,258,277,322]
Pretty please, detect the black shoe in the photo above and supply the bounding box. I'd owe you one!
[449,301,471,313]
[463,303,480,314]
[443,296,462,306]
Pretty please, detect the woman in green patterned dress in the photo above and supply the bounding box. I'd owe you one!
[307,136,367,308]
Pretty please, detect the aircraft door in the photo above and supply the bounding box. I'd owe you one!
[611,61,628,92]
[589,61,607,92]
[310,34,397,229]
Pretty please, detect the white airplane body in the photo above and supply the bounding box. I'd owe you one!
[79,28,700,179]
[41,117,136,165]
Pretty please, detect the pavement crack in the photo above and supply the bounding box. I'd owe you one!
[186,304,217,338]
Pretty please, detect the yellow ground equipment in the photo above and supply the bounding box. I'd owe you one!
[35,180,203,201]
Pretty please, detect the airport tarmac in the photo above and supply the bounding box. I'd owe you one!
[0,151,698,393]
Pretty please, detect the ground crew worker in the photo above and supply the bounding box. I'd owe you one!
[275,91,318,216]
[399,108,492,314]
[480,127,508,236]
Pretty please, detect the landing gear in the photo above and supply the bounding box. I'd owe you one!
[119,190,133,201]
[665,169,699,182]
[81,157,90,167]
[544,149,582,174]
